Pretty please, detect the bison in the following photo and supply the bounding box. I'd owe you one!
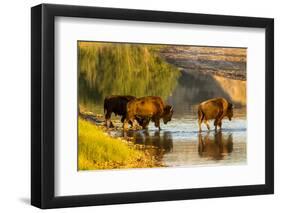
[103,95,149,128]
[198,97,233,132]
[124,96,174,130]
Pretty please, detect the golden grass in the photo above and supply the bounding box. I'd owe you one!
[78,118,159,170]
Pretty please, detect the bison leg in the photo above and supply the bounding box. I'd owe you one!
[198,120,202,132]
[214,118,223,131]
[130,119,139,130]
[154,118,161,130]
[204,120,210,131]
[122,116,136,129]
[214,119,219,131]
[105,121,114,128]
[198,108,205,132]
[137,117,150,129]
[105,111,114,128]
[215,109,224,131]
[121,116,126,123]
[142,118,150,129]
[123,116,135,130]
[123,119,129,130]
[198,118,203,132]
[218,120,222,130]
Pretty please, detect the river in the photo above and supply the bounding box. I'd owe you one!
[104,70,247,167]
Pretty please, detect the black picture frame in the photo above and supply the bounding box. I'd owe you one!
[31,3,274,209]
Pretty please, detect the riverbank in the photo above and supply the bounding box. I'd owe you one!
[78,117,163,170]
[160,46,246,80]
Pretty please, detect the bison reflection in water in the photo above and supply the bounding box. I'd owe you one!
[198,131,233,160]
[124,130,173,160]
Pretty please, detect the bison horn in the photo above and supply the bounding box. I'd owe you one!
[170,106,174,112]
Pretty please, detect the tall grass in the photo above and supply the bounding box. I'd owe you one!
[78,118,158,170]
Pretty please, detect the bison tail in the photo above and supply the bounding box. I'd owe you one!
[103,98,107,114]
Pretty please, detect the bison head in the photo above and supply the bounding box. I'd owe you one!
[162,105,174,124]
[227,103,233,121]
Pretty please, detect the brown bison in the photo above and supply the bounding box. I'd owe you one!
[104,95,149,128]
[124,96,174,130]
[198,97,233,132]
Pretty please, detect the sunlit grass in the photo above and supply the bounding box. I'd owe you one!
[78,118,158,170]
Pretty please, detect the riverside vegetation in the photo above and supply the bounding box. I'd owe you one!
[78,118,162,170]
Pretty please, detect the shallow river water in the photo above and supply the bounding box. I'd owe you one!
[108,111,246,167]
[105,71,247,167]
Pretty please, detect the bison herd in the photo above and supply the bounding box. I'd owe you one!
[104,95,233,131]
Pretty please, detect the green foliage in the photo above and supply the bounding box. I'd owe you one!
[78,42,180,113]
[78,118,156,170]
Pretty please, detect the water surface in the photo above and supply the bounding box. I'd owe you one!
[105,71,247,167]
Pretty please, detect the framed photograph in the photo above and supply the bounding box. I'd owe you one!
[31,3,274,209]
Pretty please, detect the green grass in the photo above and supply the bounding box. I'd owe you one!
[78,118,158,170]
